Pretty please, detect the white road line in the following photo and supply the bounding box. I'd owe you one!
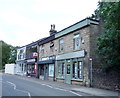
[54,87,67,92]
[7,81,31,98]
[45,85,53,88]
[69,91,82,96]
[41,83,82,96]
[41,84,46,85]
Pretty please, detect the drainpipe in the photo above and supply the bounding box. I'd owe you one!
[89,58,93,87]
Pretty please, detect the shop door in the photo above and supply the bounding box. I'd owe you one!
[44,64,49,80]
[65,63,71,84]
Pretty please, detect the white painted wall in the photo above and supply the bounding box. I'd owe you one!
[5,64,16,74]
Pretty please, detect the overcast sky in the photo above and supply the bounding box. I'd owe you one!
[0,0,99,47]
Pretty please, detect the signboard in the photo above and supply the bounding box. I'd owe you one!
[56,50,85,60]
[33,52,38,57]
[39,56,55,61]
[27,59,35,62]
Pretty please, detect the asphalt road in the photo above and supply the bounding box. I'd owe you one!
[1,74,91,97]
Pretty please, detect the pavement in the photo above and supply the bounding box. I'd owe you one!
[12,74,119,97]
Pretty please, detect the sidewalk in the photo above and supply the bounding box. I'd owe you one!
[15,75,119,96]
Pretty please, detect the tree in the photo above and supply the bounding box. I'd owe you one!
[0,40,20,69]
[8,46,19,64]
[93,2,120,72]
[0,41,11,69]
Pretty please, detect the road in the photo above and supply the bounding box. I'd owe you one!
[1,74,92,97]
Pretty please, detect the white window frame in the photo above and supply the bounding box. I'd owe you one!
[73,34,80,50]
[59,38,64,52]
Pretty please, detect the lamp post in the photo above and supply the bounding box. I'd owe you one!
[89,58,93,87]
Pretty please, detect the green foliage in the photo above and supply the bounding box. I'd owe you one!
[0,41,11,69]
[0,40,20,69]
[8,46,19,64]
[94,2,120,72]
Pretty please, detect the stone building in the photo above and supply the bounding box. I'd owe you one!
[54,18,100,86]
[37,25,56,80]
[37,18,100,87]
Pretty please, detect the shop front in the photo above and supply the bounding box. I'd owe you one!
[26,58,37,77]
[16,60,27,75]
[56,50,85,84]
[38,56,55,80]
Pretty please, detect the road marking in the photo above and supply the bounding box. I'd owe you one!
[40,83,82,96]
[7,81,31,98]
[54,87,67,91]
[41,84,46,85]
[45,85,53,88]
[69,91,82,96]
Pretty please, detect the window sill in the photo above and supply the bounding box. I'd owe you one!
[56,76,65,79]
[71,78,83,81]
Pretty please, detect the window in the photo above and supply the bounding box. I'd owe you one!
[58,62,65,77]
[40,45,44,56]
[73,34,80,50]
[67,64,70,74]
[50,41,54,52]
[73,61,83,79]
[59,38,64,52]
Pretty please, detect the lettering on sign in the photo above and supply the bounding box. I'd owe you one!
[27,59,35,62]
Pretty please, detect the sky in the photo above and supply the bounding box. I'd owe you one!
[0,0,99,47]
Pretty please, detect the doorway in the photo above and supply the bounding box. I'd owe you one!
[65,62,71,84]
[44,64,49,80]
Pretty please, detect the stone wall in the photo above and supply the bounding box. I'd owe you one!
[89,23,120,91]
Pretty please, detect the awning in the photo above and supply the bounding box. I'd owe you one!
[26,62,35,64]
[38,60,55,64]
[16,60,26,63]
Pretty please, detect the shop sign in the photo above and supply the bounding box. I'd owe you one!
[56,50,85,60]
[33,52,38,57]
[39,56,55,61]
[27,59,35,62]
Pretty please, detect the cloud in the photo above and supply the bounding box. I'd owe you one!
[0,0,99,46]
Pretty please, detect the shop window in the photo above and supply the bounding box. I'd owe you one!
[73,34,80,50]
[58,62,65,77]
[59,38,64,52]
[49,64,54,77]
[73,61,83,79]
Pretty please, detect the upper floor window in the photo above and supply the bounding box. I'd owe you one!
[50,41,54,52]
[40,45,44,57]
[73,34,80,50]
[59,38,64,52]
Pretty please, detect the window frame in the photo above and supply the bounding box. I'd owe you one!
[59,38,64,53]
[73,34,80,50]
[57,61,65,78]
[72,61,83,79]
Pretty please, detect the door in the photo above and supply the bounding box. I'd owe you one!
[44,64,49,80]
[65,63,71,84]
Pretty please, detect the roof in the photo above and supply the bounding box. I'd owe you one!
[38,34,55,45]
[55,18,99,38]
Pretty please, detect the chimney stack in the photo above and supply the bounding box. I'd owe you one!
[49,24,57,36]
